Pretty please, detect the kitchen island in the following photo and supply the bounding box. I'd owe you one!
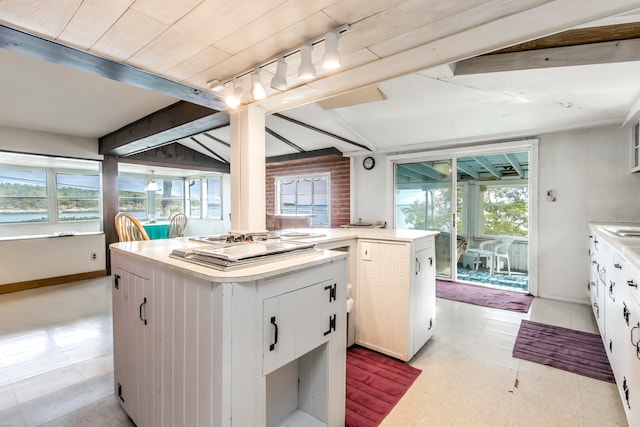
[110,227,436,427]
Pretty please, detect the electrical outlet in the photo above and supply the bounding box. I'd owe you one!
[91,252,97,260]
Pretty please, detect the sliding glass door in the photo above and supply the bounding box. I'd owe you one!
[395,159,455,279]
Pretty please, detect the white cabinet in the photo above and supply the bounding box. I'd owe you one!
[355,236,435,361]
[632,122,640,172]
[111,249,346,427]
[588,227,640,427]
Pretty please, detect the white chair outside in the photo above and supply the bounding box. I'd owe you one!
[464,237,514,275]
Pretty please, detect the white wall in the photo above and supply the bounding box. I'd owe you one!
[0,233,105,285]
[0,126,103,286]
[0,125,100,160]
[351,125,640,304]
[537,126,640,302]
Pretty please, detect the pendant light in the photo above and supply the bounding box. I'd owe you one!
[144,171,159,192]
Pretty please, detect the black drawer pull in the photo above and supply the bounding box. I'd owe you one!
[269,316,278,351]
[614,263,622,269]
[139,297,147,325]
[628,280,638,289]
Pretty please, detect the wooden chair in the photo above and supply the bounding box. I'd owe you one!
[167,213,188,238]
[115,212,150,242]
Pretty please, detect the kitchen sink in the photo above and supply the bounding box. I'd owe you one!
[605,227,640,238]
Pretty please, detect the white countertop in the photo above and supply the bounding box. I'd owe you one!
[110,227,437,282]
[589,223,640,270]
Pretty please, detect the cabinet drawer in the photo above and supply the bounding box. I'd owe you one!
[263,280,338,375]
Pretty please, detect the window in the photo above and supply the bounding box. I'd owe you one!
[153,178,184,219]
[186,179,201,218]
[276,174,329,226]
[118,176,146,220]
[56,173,100,221]
[481,183,528,237]
[0,152,100,227]
[0,170,48,223]
[205,177,222,219]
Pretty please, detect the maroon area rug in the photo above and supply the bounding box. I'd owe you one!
[436,279,533,313]
[513,320,615,383]
[345,346,421,427]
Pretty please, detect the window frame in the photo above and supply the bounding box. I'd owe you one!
[275,172,330,227]
[0,155,101,226]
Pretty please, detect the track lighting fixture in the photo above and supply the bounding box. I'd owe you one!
[225,79,244,109]
[207,25,349,105]
[323,31,341,69]
[251,69,266,100]
[298,44,316,80]
[270,57,288,91]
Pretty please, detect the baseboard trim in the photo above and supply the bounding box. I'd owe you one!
[0,270,107,294]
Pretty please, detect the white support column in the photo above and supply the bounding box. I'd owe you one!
[229,104,266,234]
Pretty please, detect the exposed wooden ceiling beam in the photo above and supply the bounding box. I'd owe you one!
[456,38,640,75]
[492,22,640,54]
[273,113,371,152]
[189,137,228,164]
[403,163,446,181]
[117,143,230,173]
[202,132,230,147]
[266,147,342,163]
[0,24,226,110]
[266,127,304,152]
[472,156,502,179]
[457,163,480,180]
[396,165,434,182]
[503,153,525,178]
[99,101,229,157]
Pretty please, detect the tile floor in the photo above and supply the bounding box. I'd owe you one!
[0,277,628,426]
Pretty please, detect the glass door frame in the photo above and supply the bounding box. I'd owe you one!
[389,140,538,296]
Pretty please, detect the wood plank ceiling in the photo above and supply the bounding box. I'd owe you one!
[1,1,640,163]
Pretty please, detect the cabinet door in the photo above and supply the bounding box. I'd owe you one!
[112,267,151,425]
[263,280,336,375]
[356,240,411,360]
[606,252,626,379]
[412,247,435,356]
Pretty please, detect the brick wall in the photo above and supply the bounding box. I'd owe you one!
[266,154,350,228]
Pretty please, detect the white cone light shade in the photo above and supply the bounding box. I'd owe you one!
[225,81,244,109]
[298,44,316,80]
[251,71,266,100]
[323,31,341,69]
[145,171,159,192]
[270,58,288,90]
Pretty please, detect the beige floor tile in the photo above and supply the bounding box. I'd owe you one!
[0,278,629,427]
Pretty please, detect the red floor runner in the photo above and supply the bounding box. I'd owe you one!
[345,346,421,427]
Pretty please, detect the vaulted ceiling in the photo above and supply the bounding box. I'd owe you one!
[2,1,640,169]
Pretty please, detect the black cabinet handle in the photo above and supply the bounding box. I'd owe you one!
[269,316,278,351]
[609,282,615,301]
[614,263,622,269]
[139,297,147,325]
[324,314,336,336]
[324,284,337,302]
[631,323,640,346]
[415,258,421,275]
[628,280,638,289]
[624,303,630,326]
[114,274,120,289]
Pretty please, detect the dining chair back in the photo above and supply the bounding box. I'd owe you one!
[115,212,150,242]
[167,213,188,238]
